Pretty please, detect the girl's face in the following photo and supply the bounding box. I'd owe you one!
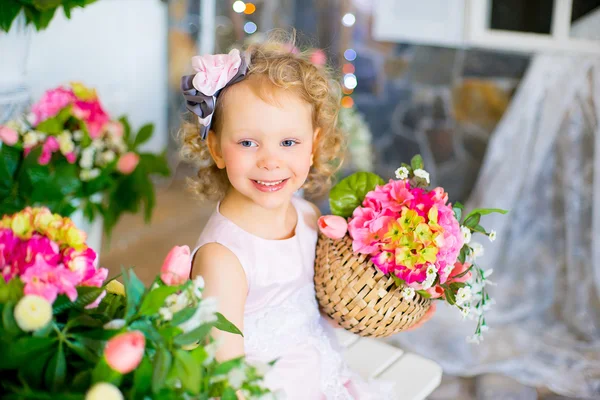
[208,80,318,211]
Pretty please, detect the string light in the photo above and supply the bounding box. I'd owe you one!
[244,21,257,34]
[232,1,246,13]
[344,49,357,61]
[244,3,256,14]
[342,13,356,27]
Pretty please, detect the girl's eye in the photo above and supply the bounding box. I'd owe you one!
[240,140,257,148]
[281,139,299,147]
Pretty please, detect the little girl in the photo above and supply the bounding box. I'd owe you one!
[180,37,394,399]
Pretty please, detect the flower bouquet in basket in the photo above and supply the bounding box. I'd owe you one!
[0,207,275,399]
[0,82,170,238]
[314,155,507,342]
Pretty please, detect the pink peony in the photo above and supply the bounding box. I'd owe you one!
[104,331,146,373]
[21,254,80,303]
[317,215,348,240]
[0,126,18,146]
[31,87,75,125]
[72,100,110,139]
[117,152,139,175]
[160,245,192,286]
[191,49,243,96]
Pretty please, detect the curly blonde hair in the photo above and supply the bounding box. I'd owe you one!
[179,35,345,201]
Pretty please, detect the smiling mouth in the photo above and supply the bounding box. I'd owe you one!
[252,179,288,186]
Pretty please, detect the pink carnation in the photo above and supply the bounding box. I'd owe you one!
[72,99,110,139]
[31,87,75,126]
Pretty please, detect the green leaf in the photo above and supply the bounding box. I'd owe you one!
[91,358,122,385]
[71,370,92,392]
[2,302,20,336]
[329,172,385,218]
[152,347,172,393]
[173,324,212,346]
[457,245,468,264]
[139,152,170,176]
[174,349,201,394]
[0,336,56,369]
[44,342,66,392]
[463,207,508,222]
[214,312,243,336]
[415,289,432,298]
[65,337,100,363]
[0,1,22,32]
[222,387,238,400]
[33,0,63,11]
[133,124,154,149]
[189,345,208,366]
[410,154,424,171]
[138,285,179,317]
[132,356,153,397]
[52,286,105,314]
[444,287,456,306]
[170,307,196,326]
[213,357,243,375]
[452,206,462,223]
[463,214,480,229]
[0,276,24,303]
[122,267,146,319]
[0,145,21,196]
[391,275,404,288]
[449,282,467,292]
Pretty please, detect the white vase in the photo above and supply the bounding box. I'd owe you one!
[69,194,104,258]
[0,12,32,125]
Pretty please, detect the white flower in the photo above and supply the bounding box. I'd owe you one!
[26,113,36,125]
[85,382,124,400]
[422,265,437,290]
[80,168,100,181]
[203,338,223,366]
[483,269,493,278]
[252,361,271,376]
[151,282,160,290]
[455,286,472,306]
[401,287,415,300]
[178,297,218,333]
[426,263,436,277]
[460,226,471,244]
[80,147,95,169]
[58,131,74,154]
[480,324,490,333]
[470,242,484,258]
[23,132,39,148]
[413,168,430,184]
[103,319,126,330]
[73,130,84,141]
[101,150,116,164]
[460,307,470,319]
[14,295,52,332]
[159,307,173,321]
[91,139,105,150]
[466,334,482,344]
[227,367,247,389]
[394,166,409,180]
[488,230,497,242]
[193,275,205,299]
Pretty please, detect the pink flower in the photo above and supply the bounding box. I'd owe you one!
[105,121,123,138]
[62,247,97,277]
[21,255,80,303]
[447,261,472,284]
[310,49,327,67]
[317,215,348,240]
[191,49,243,96]
[80,266,108,288]
[14,233,61,274]
[65,152,76,164]
[38,137,60,165]
[104,331,146,374]
[348,206,394,255]
[364,180,413,213]
[31,87,75,125]
[0,126,18,146]
[0,229,19,281]
[431,187,449,204]
[434,204,463,283]
[72,100,110,139]
[372,250,395,274]
[117,152,139,175]
[85,290,106,309]
[160,245,191,286]
[426,285,445,299]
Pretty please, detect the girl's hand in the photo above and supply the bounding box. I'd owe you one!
[405,303,437,331]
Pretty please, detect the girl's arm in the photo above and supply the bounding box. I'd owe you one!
[193,243,248,362]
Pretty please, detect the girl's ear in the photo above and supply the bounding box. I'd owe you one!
[311,127,321,166]
[207,130,226,169]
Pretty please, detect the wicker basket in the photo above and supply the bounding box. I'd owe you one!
[314,233,432,337]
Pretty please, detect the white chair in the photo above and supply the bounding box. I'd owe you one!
[337,328,443,400]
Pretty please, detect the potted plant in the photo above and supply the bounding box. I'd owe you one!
[0,82,170,252]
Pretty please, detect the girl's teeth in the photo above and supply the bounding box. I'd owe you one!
[256,180,283,186]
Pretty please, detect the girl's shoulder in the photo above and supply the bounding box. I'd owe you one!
[292,195,320,230]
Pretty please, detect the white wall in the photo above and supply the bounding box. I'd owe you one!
[26,0,168,153]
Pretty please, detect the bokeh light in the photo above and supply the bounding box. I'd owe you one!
[244,21,257,34]
[343,73,357,89]
[342,63,355,74]
[232,1,246,13]
[344,48,357,61]
[341,96,354,108]
[244,3,256,14]
[342,13,356,27]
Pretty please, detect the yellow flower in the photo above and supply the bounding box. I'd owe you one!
[399,209,424,232]
[418,246,439,264]
[1,215,12,228]
[63,223,87,251]
[414,223,433,243]
[85,383,124,400]
[11,210,33,239]
[32,208,55,232]
[14,295,52,332]
[71,82,98,101]
[106,280,125,296]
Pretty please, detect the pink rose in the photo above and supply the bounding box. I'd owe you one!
[104,331,146,373]
[191,49,243,96]
[0,126,18,146]
[117,152,139,175]
[160,245,192,286]
[317,215,348,240]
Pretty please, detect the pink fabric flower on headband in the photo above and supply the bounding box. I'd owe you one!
[191,49,243,96]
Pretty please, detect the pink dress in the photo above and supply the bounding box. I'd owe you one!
[193,196,395,399]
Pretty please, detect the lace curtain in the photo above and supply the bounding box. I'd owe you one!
[387,54,600,399]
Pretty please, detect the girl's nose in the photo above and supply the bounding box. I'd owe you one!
[257,148,281,171]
